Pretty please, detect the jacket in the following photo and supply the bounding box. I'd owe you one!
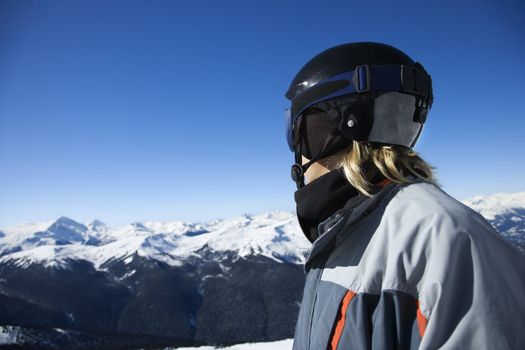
[292,175,525,350]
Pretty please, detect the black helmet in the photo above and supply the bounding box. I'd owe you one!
[284,42,434,188]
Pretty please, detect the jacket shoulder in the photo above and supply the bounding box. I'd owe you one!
[382,180,512,249]
[322,180,523,295]
[387,181,486,233]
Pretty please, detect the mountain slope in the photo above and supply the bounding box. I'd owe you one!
[0,211,310,269]
[462,191,525,251]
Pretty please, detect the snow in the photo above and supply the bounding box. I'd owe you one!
[0,210,310,269]
[171,338,293,350]
[3,245,66,268]
[2,190,523,269]
[2,220,55,236]
[0,326,18,345]
[0,325,292,349]
[85,219,107,231]
[461,191,525,220]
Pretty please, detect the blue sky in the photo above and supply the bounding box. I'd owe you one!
[0,0,524,227]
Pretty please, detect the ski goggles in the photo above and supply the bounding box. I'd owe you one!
[285,64,433,153]
[287,105,354,160]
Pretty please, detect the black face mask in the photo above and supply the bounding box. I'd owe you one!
[294,168,360,243]
[294,167,388,243]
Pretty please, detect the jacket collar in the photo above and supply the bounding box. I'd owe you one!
[304,176,417,271]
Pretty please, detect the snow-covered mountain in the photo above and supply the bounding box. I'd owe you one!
[2,190,524,270]
[0,211,309,350]
[0,211,310,269]
[462,191,525,219]
[462,191,525,251]
[0,190,523,350]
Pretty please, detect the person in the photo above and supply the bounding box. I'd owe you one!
[284,42,525,350]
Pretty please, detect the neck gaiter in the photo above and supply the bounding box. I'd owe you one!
[294,169,359,243]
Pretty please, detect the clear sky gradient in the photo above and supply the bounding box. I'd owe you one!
[1,0,524,227]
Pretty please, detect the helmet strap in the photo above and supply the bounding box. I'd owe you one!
[291,157,316,190]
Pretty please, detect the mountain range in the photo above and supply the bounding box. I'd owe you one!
[0,191,523,349]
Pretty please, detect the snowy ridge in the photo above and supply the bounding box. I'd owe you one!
[1,190,524,269]
[0,211,310,268]
[461,191,525,252]
[1,219,55,237]
[461,191,525,220]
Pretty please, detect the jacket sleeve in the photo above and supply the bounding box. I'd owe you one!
[416,212,525,350]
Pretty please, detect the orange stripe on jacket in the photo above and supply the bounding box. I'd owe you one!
[329,290,356,350]
[416,300,428,337]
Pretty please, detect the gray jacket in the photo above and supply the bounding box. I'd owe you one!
[293,177,525,350]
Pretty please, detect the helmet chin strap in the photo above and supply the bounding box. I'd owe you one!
[290,115,318,189]
[291,158,316,189]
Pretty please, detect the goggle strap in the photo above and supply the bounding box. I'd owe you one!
[290,64,433,122]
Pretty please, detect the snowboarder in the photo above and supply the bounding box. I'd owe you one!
[284,42,525,350]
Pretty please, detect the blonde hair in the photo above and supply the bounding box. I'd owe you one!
[323,141,440,197]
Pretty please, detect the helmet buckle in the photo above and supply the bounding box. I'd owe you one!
[352,65,371,93]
